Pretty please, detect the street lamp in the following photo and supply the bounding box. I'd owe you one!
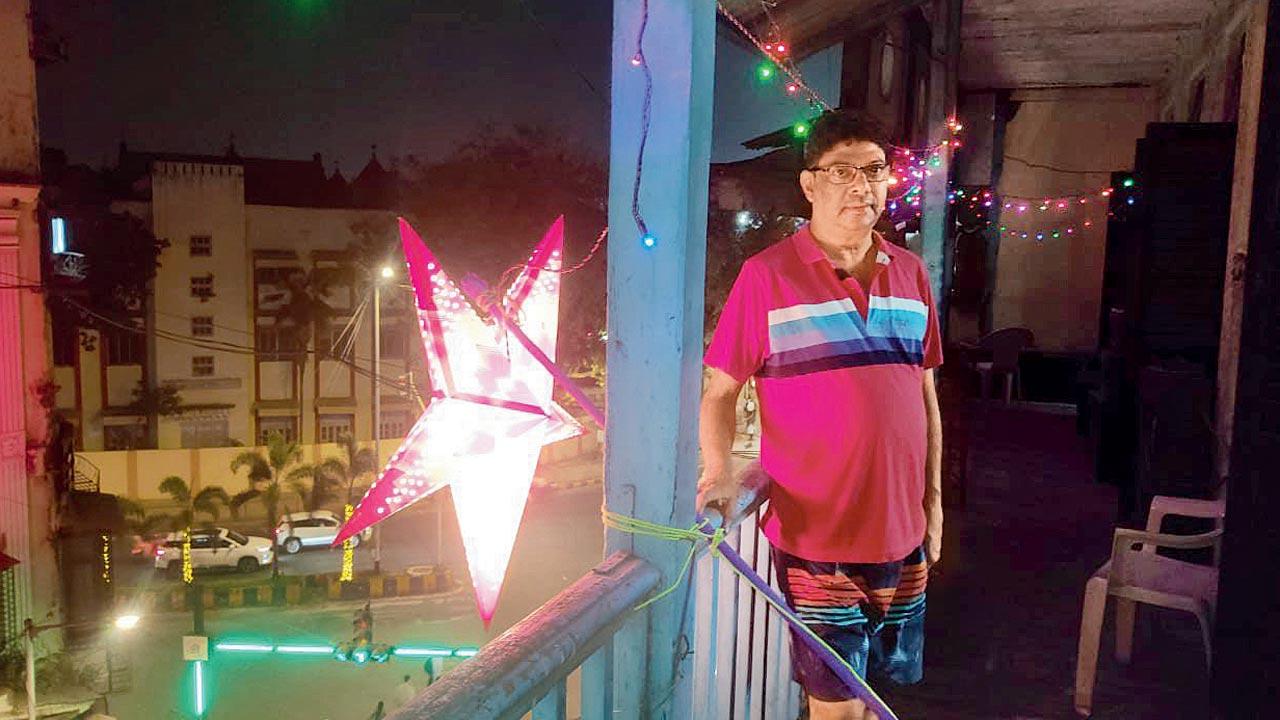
[24,613,142,719]
[373,265,395,574]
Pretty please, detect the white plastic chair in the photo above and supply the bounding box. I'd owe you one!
[1073,495,1226,717]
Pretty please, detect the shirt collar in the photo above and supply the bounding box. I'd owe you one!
[792,224,894,267]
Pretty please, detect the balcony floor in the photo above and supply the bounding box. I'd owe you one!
[873,403,1211,720]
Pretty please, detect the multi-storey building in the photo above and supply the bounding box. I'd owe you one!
[0,0,60,650]
[50,145,422,500]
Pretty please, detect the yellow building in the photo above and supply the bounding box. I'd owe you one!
[0,0,61,649]
[54,146,423,500]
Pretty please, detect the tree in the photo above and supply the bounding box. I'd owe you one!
[299,433,378,581]
[120,476,229,581]
[230,432,306,577]
[317,433,378,508]
[42,180,169,349]
[402,125,609,375]
[704,210,797,336]
[276,269,341,435]
[126,380,184,418]
[155,475,230,530]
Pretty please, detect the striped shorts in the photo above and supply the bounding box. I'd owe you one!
[771,544,927,701]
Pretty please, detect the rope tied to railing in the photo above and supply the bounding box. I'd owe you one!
[601,509,725,610]
[601,507,899,720]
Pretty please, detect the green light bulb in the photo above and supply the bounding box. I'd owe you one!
[757,63,775,81]
[792,122,810,137]
[1122,177,1135,188]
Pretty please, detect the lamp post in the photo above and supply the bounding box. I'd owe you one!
[23,613,141,719]
[373,265,394,574]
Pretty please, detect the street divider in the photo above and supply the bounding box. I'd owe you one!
[122,566,455,612]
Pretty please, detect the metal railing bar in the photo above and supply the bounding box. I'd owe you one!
[579,638,614,720]
[392,552,660,720]
[531,678,567,720]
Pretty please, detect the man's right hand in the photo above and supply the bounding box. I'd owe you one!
[696,466,742,521]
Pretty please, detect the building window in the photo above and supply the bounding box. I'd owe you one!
[318,414,354,444]
[192,356,214,377]
[190,235,212,257]
[256,324,301,358]
[191,316,214,337]
[50,216,70,254]
[315,321,350,360]
[379,410,411,440]
[103,423,147,451]
[379,324,407,358]
[190,274,214,301]
[257,416,298,445]
[104,326,145,365]
[180,415,230,449]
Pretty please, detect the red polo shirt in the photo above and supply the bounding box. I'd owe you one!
[704,225,943,563]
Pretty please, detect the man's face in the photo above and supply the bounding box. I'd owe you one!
[799,140,889,236]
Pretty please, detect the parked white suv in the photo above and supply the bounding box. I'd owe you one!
[155,528,274,577]
[276,510,370,554]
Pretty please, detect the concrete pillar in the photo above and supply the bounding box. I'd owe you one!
[604,0,716,716]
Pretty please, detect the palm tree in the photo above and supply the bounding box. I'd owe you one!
[157,476,230,529]
[320,430,378,584]
[277,268,341,435]
[321,433,379,508]
[230,432,305,577]
[121,476,228,581]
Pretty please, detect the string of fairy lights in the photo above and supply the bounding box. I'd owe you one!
[712,0,1142,241]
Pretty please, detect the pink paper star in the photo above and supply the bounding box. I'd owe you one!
[336,217,582,625]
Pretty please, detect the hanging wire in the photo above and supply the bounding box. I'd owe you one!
[631,0,655,240]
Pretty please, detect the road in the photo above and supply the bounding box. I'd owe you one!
[105,484,603,720]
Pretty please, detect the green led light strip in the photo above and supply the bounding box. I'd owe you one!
[211,640,479,658]
[276,644,335,654]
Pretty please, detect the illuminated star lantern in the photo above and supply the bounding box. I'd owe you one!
[335,217,582,626]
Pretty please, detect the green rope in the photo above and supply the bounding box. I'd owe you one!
[602,509,725,609]
[601,508,896,719]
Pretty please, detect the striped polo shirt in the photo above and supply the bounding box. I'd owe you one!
[704,225,942,563]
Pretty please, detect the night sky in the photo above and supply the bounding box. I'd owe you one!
[35,0,613,171]
[34,0,845,171]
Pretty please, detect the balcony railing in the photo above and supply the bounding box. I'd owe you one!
[396,481,801,720]
[394,552,660,719]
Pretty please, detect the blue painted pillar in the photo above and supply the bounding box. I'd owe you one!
[604,0,716,717]
[920,0,963,337]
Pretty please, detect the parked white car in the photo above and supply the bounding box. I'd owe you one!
[276,510,370,554]
[154,527,274,577]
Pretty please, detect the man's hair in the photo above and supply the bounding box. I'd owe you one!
[802,111,893,168]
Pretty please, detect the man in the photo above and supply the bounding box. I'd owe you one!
[697,111,943,720]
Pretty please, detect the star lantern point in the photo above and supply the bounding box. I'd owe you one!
[336,217,581,626]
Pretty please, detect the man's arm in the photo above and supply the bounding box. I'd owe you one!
[696,368,746,515]
[923,368,943,565]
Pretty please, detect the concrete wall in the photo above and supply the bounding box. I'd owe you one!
[0,0,39,183]
[149,161,254,445]
[243,205,402,447]
[84,430,600,503]
[1152,0,1260,481]
[82,178,402,451]
[0,0,59,638]
[993,87,1156,352]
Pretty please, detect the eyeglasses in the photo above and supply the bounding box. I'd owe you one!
[806,162,892,184]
